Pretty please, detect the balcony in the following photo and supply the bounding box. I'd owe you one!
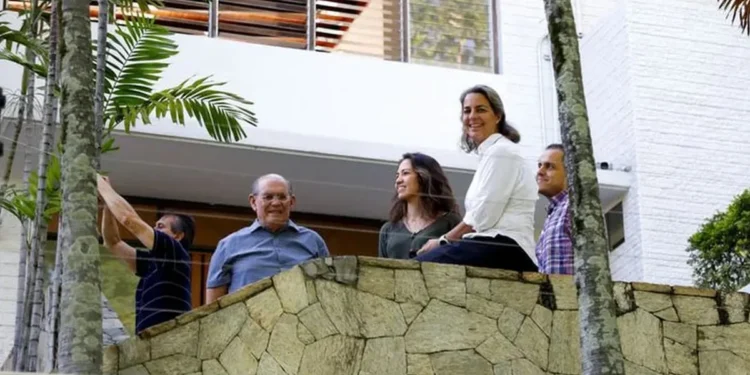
[5,0,501,73]
[0,2,629,237]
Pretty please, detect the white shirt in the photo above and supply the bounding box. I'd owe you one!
[462,133,539,265]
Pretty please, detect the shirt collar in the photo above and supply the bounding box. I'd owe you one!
[548,190,569,213]
[476,133,503,154]
[249,219,300,233]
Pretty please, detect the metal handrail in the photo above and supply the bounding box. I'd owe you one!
[489,0,500,74]
[306,0,316,50]
[208,0,218,37]
[399,0,409,62]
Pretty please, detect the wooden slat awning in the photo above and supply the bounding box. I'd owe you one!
[6,0,369,52]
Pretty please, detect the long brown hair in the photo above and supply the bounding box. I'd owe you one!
[459,84,521,152]
[388,153,459,223]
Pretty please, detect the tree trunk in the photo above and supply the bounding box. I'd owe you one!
[27,220,48,371]
[8,69,30,372]
[26,0,62,367]
[43,1,65,370]
[12,32,39,368]
[57,0,102,370]
[542,0,626,374]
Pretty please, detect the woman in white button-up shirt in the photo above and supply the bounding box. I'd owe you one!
[415,85,539,271]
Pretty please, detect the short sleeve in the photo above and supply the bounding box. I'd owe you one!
[316,234,330,257]
[206,239,231,289]
[136,229,181,277]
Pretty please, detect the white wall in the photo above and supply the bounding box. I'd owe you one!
[575,0,750,286]
[579,2,644,282]
[625,0,750,286]
[0,211,21,363]
[1,6,538,170]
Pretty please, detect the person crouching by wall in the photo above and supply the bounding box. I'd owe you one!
[378,152,462,259]
[414,85,539,272]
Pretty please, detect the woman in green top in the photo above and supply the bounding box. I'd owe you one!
[378,152,462,259]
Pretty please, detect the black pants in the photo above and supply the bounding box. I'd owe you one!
[415,235,538,272]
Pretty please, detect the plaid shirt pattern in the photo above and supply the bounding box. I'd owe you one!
[535,190,574,275]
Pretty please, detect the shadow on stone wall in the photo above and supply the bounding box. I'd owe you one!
[102,256,750,375]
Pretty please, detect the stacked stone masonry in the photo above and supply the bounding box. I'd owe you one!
[103,256,750,375]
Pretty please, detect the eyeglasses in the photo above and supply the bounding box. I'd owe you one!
[258,193,290,203]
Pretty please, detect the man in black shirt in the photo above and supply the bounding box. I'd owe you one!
[97,174,194,333]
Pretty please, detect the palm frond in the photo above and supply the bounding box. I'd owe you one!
[101,14,178,127]
[6,155,63,224]
[111,0,165,14]
[120,77,256,142]
[0,13,49,61]
[0,49,48,77]
[719,0,750,35]
[0,187,30,224]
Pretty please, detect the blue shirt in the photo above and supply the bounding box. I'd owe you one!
[135,229,192,333]
[207,220,329,293]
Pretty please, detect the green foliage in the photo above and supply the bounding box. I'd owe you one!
[1,11,257,224]
[409,0,492,71]
[102,15,179,128]
[123,77,254,142]
[0,11,49,77]
[687,189,750,291]
[103,16,255,142]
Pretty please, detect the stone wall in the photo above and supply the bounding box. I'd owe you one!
[102,257,750,375]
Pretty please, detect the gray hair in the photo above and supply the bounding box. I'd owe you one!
[251,173,294,195]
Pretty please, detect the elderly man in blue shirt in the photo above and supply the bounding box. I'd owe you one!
[205,173,329,303]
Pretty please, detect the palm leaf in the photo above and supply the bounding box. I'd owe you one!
[719,0,750,34]
[0,12,49,65]
[120,77,256,142]
[6,154,63,223]
[0,188,29,224]
[111,0,165,14]
[0,49,48,77]
[102,14,178,128]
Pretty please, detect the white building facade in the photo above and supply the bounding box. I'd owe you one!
[0,0,749,362]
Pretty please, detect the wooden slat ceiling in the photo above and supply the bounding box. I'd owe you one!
[7,0,368,51]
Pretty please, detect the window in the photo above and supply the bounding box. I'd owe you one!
[604,201,624,251]
[408,0,494,72]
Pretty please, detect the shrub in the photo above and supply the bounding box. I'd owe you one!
[687,189,750,291]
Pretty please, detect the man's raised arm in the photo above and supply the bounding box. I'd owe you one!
[97,174,155,250]
[102,206,138,272]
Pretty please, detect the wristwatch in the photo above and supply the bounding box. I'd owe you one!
[438,235,451,246]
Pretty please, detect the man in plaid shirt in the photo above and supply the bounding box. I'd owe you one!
[535,144,574,274]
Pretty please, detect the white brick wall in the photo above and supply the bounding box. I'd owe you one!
[571,0,750,286]
[579,2,644,282]
[625,0,750,286]
[506,0,750,285]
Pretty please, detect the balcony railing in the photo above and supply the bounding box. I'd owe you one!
[5,0,500,74]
